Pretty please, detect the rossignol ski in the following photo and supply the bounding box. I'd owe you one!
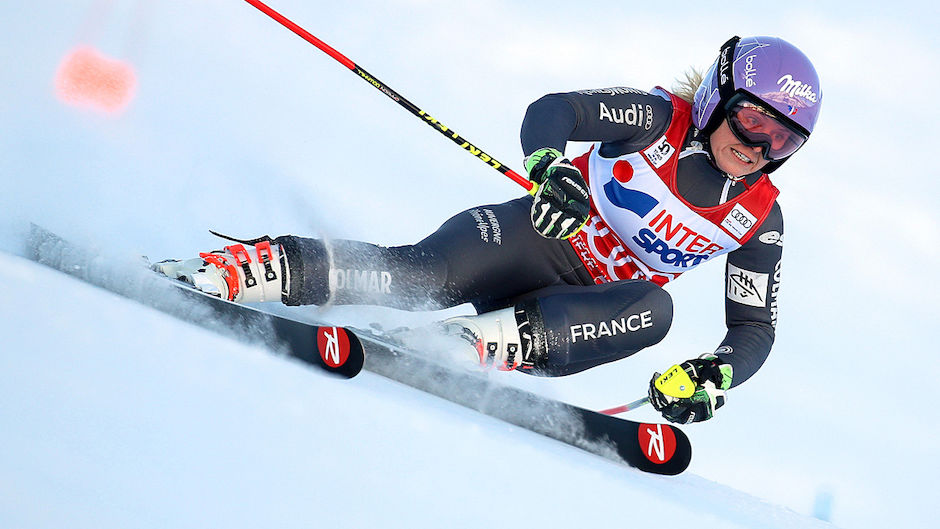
[353,331,692,475]
[26,224,364,378]
[27,224,690,474]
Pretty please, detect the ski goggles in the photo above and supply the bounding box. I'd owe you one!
[724,93,808,162]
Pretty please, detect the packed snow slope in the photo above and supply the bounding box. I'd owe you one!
[2,1,938,528]
[1,250,832,529]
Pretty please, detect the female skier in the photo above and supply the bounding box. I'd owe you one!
[155,36,822,424]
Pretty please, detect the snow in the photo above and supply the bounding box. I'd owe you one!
[0,251,830,529]
[2,1,938,528]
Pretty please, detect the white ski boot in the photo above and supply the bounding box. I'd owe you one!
[442,307,525,371]
[153,240,289,303]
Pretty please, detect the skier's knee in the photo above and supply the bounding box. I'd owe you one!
[641,282,673,348]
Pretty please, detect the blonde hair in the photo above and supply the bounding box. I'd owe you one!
[672,67,704,104]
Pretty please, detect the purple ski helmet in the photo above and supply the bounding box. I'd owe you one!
[692,36,822,171]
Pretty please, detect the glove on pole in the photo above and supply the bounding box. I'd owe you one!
[648,354,734,424]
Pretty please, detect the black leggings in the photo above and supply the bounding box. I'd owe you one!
[278,197,672,375]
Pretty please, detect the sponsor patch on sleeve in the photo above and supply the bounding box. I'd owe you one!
[758,230,784,246]
[726,263,769,307]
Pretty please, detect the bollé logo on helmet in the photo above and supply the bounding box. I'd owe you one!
[777,74,818,103]
[718,45,732,84]
[743,54,758,88]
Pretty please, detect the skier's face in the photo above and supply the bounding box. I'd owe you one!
[709,120,770,178]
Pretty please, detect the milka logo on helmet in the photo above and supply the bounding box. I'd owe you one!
[743,55,758,88]
[777,74,818,103]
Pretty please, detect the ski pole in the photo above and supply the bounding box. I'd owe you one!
[242,0,535,193]
[598,396,650,416]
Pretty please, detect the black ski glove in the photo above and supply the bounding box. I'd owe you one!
[648,354,733,424]
[523,147,590,239]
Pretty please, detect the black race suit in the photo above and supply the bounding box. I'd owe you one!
[277,87,782,386]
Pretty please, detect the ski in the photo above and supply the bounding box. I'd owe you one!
[352,330,692,475]
[26,224,689,473]
[26,225,364,378]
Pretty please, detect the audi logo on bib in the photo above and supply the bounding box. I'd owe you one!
[721,204,758,239]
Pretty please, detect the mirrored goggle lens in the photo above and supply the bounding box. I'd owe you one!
[727,102,807,161]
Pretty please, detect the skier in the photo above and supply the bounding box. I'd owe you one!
[155,36,821,424]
